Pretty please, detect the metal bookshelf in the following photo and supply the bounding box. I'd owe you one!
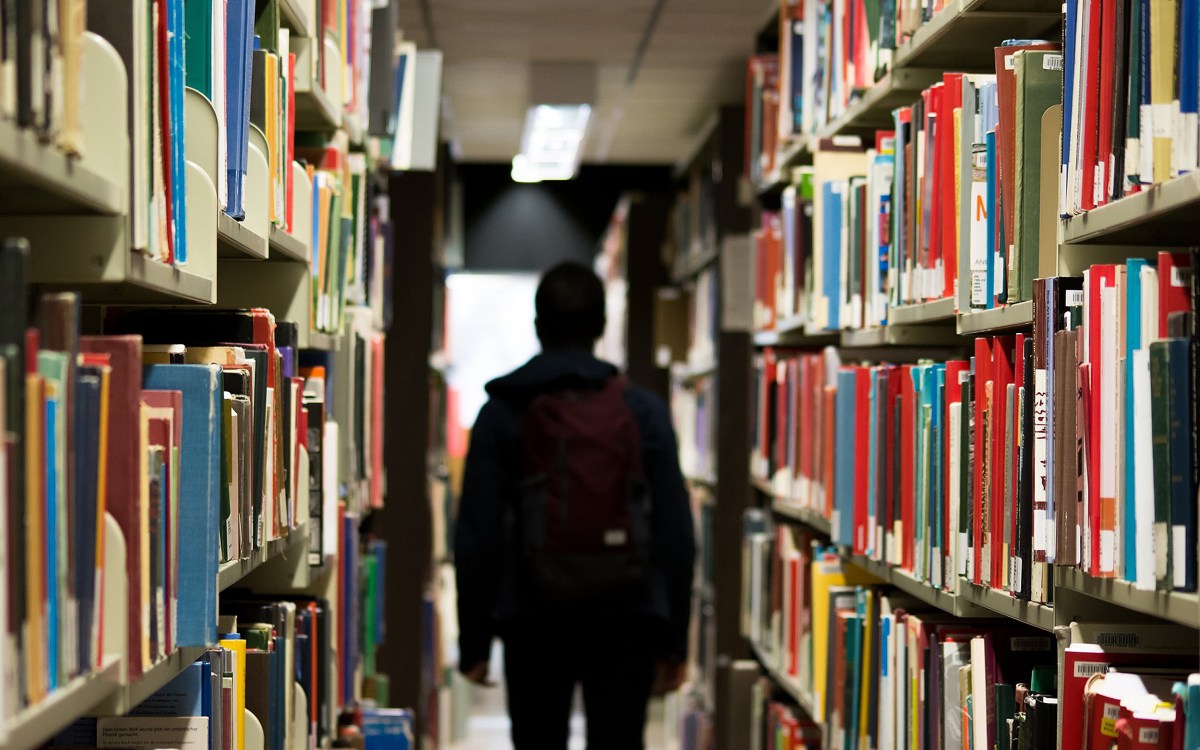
[887,297,956,325]
[956,300,1034,334]
[218,211,269,259]
[1055,567,1200,630]
[770,500,833,537]
[959,582,1055,632]
[749,640,818,718]
[0,119,125,216]
[1062,171,1200,246]
[2,656,122,750]
[269,224,309,263]
[218,520,312,592]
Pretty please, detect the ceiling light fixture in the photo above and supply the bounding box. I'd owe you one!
[511,103,592,183]
[512,62,596,183]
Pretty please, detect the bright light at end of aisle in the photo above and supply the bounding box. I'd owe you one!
[511,103,592,183]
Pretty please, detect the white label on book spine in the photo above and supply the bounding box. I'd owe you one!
[1153,104,1174,138]
[1173,526,1187,588]
[1066,289,1084,307]
[1171,265,1192,287]
[1099,530,1116,573]
[1155,522,1170,581]
[1139,729,1160,745]
[1043,54,1063,71]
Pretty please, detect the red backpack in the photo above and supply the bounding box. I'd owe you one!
[517,376,651,604]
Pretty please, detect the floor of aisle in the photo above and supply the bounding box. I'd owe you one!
[448,647,667,750]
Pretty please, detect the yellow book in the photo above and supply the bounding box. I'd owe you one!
[1150,0,1178,184]
[809,551,876,718]
[138,402,150,670]
[24,372,44,703]
[856,587,875,746]
[220,637,248,750]
[92,363,110,667]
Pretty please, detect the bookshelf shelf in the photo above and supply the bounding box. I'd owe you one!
[771,500,832,537]
[0,120,125,215]
[756,139,810,200]
[956,300,1034,334]
[816,67,944,138]
[4,655,122,750]
[295,84,342,132]
[753,318,840,348]
[218,521,311,592]
[96,646,209,717]
[844,553,991,618]
[217,211,269,259]
[959,582,1055,632]
[1054,567,1200,630]
[750,640,817,718]
[887,297,956,325]
[79,255,216,305]
[278,0,314,37]
[840,324,961,348]
[307,331,340,351]
[268,225,309,263]
[891,0,1062,72]
[672,243,720,284]
[1062,171,1200,246]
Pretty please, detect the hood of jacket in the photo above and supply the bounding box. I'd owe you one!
[484,349,618,401]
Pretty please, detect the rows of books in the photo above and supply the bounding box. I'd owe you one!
[752,248,1197,611]
[733,0,1200,747]
[0,0,426,744]
[752,39,1067,333]
[744,516,1200,750]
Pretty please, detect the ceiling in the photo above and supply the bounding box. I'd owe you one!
[395,0,771,165]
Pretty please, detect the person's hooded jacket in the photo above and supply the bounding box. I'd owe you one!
[454,349,696,670]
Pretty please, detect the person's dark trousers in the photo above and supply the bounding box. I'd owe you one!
[502,612,659,750]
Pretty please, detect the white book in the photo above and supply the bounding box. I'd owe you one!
[949,401,963,582]
[878,609,896,750]
[970,637,991,750]
[1132,348,1157,591]
[214,0,228,211]
[942,640,972,750]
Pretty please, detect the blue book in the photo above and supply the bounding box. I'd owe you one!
[1164,338,1196,591]
[168,0,187,263]
[1187,676,1200,749]
[224,0,255,219]
[143,365,222,647]
[893,111,907,301]
[985,131,998,309]
[933,364,946,579]
[835,369,858,546]
[130,660,206,716]
[362,709,414,750]
[824,183,844,330]
[1061,0,1078,214]
[74,370,102,674]
[46,395,60,690]
[1124,259,1147,582]
[1179,0,1199,164]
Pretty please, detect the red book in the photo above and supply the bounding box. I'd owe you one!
[972,338,992,584]
[79,335,146,679]
[787,553,800,675]
[885,364,902,561]
[1157,252,1193,338]
[1096,0,1117,206]
[854,367,871,554]
[990,336,1014,586]
[799,357,814,502]
[900,365,916,571]
[824,386,837,519]
[942,74,965,297]
[155,0,174,263]
[1080,0,1104,211]
[775,356,789,476]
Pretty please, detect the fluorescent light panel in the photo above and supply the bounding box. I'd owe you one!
[511,104,591,183]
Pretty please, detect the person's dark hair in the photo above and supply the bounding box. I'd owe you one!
[534,261,606,350]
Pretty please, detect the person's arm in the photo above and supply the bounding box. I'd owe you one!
[454,399,512,679]
[641,394,696,664]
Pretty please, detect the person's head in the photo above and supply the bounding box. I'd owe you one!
[534,261,606,351]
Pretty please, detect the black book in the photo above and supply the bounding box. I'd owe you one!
[1014,337,1034,600]
[0,238,28,642]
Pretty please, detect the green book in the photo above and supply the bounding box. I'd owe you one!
[1013,49,1063,303]
[254,0,281,53]
[183,0,213,96]
[1150,340,1173,591]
